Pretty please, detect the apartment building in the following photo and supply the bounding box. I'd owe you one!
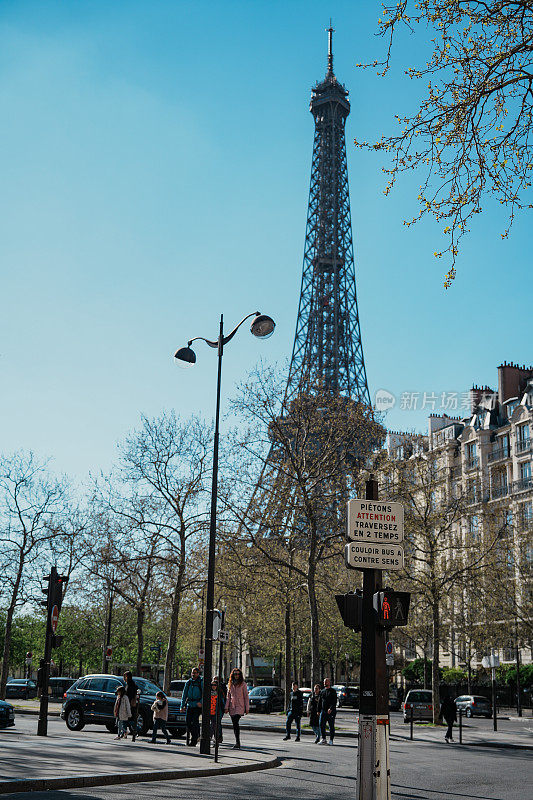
[386,362,533,670]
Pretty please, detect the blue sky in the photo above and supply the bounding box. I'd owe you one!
[0,0,531,481]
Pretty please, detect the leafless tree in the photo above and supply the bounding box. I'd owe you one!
[0,452,66,697]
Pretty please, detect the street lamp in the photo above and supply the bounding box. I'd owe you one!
[175,310,275,755]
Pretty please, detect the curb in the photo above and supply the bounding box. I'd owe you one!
[14,707,60,717]
[0,755,281,795]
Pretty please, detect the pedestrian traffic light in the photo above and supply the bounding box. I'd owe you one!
[373,589,410,628]
[335,591,363,632]
[51,634,64,649]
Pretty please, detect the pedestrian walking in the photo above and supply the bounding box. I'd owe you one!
[318,678,337,745]
[212,675,226,743]
[307,684,321,743]
[224,667,249,750]
[123,671,140,742]
[151,691,171,744]
[113,686,131,740]
[439,693,457,743]
[209,680,220,744]
[181,667,203,746]
[283,681,304,741]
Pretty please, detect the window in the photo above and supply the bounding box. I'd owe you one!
[404,641,417,660]
[520,462,531,480]
[103,678,122,694]
[519,502,532,530]
[468,516,479,542]
[86,678,108,692]
[466,442,477,460]
[517,423,530,450]
[467,478,478,503]
[502,641,515,663]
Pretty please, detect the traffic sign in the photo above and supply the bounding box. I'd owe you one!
[347,499,404,543]
[50,604,59,633]
[105,646,113,661]
[198,647,205,667]
[345,542,404,570]
[386,654,394,666]
[218,630,229,643]
[385,641,393,655]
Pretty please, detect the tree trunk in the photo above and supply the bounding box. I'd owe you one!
[307,567,320,685]
[0,600,17,699]
[284,600,291,711]
[249,646,257,687]
[136,606,145,675]
[163,555,185,692]
[432,601,440,724]
[0,559,24,698]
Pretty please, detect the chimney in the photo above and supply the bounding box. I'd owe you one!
[498,362,533,404]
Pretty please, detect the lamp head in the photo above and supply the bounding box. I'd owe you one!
[174,346,196,369]
[250,314,276,339]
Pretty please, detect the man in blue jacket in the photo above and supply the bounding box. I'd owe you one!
[181,667,203,746]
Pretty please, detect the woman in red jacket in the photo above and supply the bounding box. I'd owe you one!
[224,668,249,749]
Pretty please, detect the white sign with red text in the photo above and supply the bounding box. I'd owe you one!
[347,499,404,544]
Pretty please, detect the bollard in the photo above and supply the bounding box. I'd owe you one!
[410,705,414,740]
[459,709,462,744]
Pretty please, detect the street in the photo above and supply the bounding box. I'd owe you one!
[2,713,532,800]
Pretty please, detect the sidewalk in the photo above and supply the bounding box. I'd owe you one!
[0,729,279,795]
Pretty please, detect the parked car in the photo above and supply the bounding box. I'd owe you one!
[5,679,37,700]
[333,685,348,706]
[169,679,187,700]
[343,686,360,709]
[0,700,15,729]
[48,677,76,701]
[403,689,433,722]
[389,687,401,712]
[300,687,312,713]
[61,674,186,736]
[248,686,284,714]
[455,694,492,718]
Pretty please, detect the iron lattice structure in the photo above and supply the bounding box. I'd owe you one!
[286,29,370,404]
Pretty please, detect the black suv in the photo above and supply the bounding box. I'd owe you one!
[61,674,186,737]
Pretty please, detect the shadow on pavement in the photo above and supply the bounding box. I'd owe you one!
[392,784,507,800]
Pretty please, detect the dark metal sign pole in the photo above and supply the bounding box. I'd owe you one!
[37,566,56,737]
[356,478,391,800]
[214,610,225,764]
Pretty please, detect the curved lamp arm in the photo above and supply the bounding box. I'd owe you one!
[223,311,260,345]
[188,336,218,349]
[187,311,260,349]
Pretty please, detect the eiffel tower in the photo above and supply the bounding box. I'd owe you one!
[286,24,370,404]
[237,26,375,690]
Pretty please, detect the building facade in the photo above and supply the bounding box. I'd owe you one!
[386,362,533,671]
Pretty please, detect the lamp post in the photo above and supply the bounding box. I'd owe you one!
[175,311,275,755]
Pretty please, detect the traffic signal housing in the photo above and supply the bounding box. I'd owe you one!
[51,573,68,613]
[373,589,410,628]
[335,591,363,632]
[40,569,69,613]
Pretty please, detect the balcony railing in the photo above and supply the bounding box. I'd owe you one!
[488,446,511,463]
[514,477,533,493]
[516,439,531,455]
[465,456,479,471]
[491,484,509,499]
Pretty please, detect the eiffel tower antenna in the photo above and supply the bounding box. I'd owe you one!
[327,19,334,76]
